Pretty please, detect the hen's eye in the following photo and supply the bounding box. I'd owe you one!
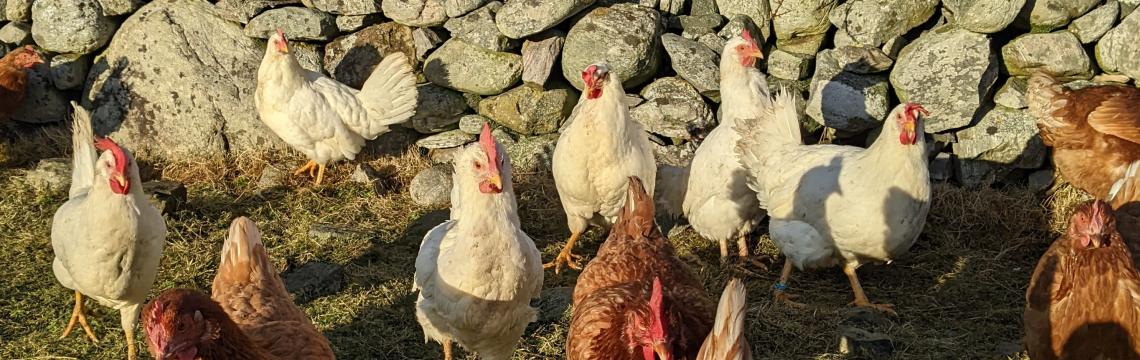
[176,322,186,332]
[474,161,483,169]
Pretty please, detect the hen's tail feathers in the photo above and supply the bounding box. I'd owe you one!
[1026,71,1065,129]
[733,87,799,208]
[618,176,657,237]
[655,164,690,220]
[356,53,418,139]
[214,217,282,295]
[1110,160,1140,208]
[68,102,97,199]
[696,278,752,360]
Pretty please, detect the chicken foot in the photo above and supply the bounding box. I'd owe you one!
[122,305,141,360]
[443,339,452,360]
[544,231,583,274]
[773,260,807,309]
[60,290,99,342]
[293,160,327,186]
[843,264,896,316]
[718,235,770,272]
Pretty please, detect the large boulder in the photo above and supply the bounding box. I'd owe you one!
[830,0,939,48]
[477,83,578,135]
[495,0,594,39]
[83,0,281,160]
[323,22,418,89]
[772,0,834,51]
[245,6,338,41]
[1002,31,1092,80]
[444,2,514,52]
[562,3,663,90]
[410,84,469,134]
[424,38,522,95]
[1024,0,1101,32]
[889,25,998,133]
[806,49,890,133]
[629,77,715,140]
[303,0,382,15]
[954,106,1045,187]
[1096,8,1140,81]
[715,0,771,40]
[1067,1,1118,43]
[383,0,447,27]
[31,0,117,55]
[941,0,1026,34]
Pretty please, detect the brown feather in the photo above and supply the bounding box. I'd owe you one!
[0,49,31,121]
[143,289,272,360]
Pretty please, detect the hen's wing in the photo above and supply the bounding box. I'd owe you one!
[351,53,417,139]
[413,220,455,293]
[566,285,637,360]
[1023,239,1071,359]
[67,102,97,199]
[696,279,751,360]
[1084,88,1140,144]
[211,217,334,359]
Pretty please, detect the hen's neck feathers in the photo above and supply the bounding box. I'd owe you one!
[864,113,928,170]
[258,50,305,89]
[719,59,769,127]
[451,144,521,235]
[574,78,637,137]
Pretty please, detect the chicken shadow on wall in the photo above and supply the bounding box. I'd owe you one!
[330,45,382,90]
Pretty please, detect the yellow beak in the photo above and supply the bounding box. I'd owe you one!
[114,174,128,188]
[488,175,502,190]
[748,48,764,59]
[653,343,670,360]
[904,121,916,134]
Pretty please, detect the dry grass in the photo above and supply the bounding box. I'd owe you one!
[0,146,1084,359]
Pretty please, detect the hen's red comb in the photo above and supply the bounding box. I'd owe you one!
[648,277,666,339]
[94,137,129,173]
[479,123,498,165]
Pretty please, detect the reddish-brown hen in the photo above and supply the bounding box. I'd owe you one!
[1027,71,1140,199]
[0,45,43,121]
[1023,200,1140,359]
[567,176,715,360]
[143,288,272,360]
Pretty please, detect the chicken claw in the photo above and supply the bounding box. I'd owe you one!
[543,248,583,274]
[844,264,897,316]
[848,299,897,316]
[60,290,99,343]
[773,289,807,309]
[736,255,770,272]
[292,160,327,186]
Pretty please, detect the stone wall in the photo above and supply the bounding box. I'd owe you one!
[3,0,1139,187]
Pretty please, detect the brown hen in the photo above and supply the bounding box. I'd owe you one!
[1027,71,1140,199]
[0,45,42,121]
[1023,200,1140,359]
[143,288,273,360]
[567,176,715,360]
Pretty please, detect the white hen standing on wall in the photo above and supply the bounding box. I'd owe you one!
[256,29,417,185]
[52,103,167,360]
[736,91,932,315]
[414,124,543,360]
[683,29,770,269]
[547,62,657,273]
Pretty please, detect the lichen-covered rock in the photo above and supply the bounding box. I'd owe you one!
[478,83,577,135]
[412,27,445,60]
[495,0,594,39]
[446,0,487,17]
[715,0,770,40]
[5,0,30,23]
[954,106,1045,187]
[1068,1,1118,43]
[324,22,417,89]
[772,0,834,46]
[31,0,117,54]
[506,133,558,173]
[49,53,90,91]
[1096,8,1140,81]
[459,114,493,134]
[629,77,715,139]
[335,13,384,32]
[807,49,890,133]
[1002,31,1092,80]
[417,129,476,149]
[383,0,447,27]
[767,49,813,80]
[83,0,281,160]
[941,0,1026,33]
[214,0,300,24]
[993,77,1028,109]
[890,25,998,133]
[12,68,67,124]
[829,0,938,48]
[641,0,685,15]
[521,30,564,85]
[410,84,469,133]
[410,164,453,207]
[1026,0,1100,32]
[697,33,726,55]
[562,3,663,90]
[444,2,514,52]
[660,33,720,100]
[290,42,324,74]
[245,7,337,41]
[303,0,382,15]
[99,0,143,16]
[0,21,30,46]
[425,39,522,95]
[832,45,894,74]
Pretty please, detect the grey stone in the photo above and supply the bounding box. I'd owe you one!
[807,49,891,133]
[98,0,142,16]
[428,145,463,164]
[690,0,717,16]
[994,77,1028,109]
[716,0,770,40]
[425,39,522,96]
[459,114,493,134]
[535,286,573,323]
[640,0,685,15]
[1123,2,1138,20]
[410,164,454,207]
[478,83,577,135]
[324,22,418,89]
[767,49,813,80]
[1002,31,1092,80]
[417,129,476,149]
[412,27,446,60]
[881,35,908,57]
[462,92,483,109]
[837,308,895,358]
[257,165,287,191]
[0,21,30,45]
[829,0,939,47]
[832,45,893,74]
[492,127,515,147]
[697,33,726,55]
[929,152,952,181]
[49,53,90,91]
[506,133,558,173]
[11,68,67,124]
[446,0,487,17]
[5,0,29,22]
[336,13,385,32]
[677,14,725,33]
[777,32,827,56]
[290,42,325,74]
[1028,168,1054,192]
[246,7,337,41]
[562,4,663,90]
[1096,8,1140,81]
[25,157,69,193]
[495,0,594,39]
[143,180,187,216]
[772,0,834,44]
[630,77,715,139]
[889,25,998,133]
[303,0,382,15]
[955,106,1045,170]
[83,0,282,160]
[1027,0,1101,32]
[651,141,696,167]
[214,0,301,24]
[445,2,514,52]
[942,0,1026,33]
[282,262,345,303]
[410,84,468,134]
[660,33,720,100]
[383,0,447,27]
[521,30,564,85]
[1068,1,1118,43]
[31,0,117,55]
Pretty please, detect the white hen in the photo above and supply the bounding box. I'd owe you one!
[736,91,932,314]
[256,29,417,185]
[547,62,657,273]
[683,29,770,268]
[414,123,544,360]
[51,103,167,360]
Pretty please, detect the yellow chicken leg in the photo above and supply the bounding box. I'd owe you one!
[544,231,583,274]
[60,290,99,342]
[773,260,806,309]
[125,326,137,360]
[293,160,327,186]
[315,164,326,186]
[443,339,453,360]
[735,234,769,271]
[844,264,896,315]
